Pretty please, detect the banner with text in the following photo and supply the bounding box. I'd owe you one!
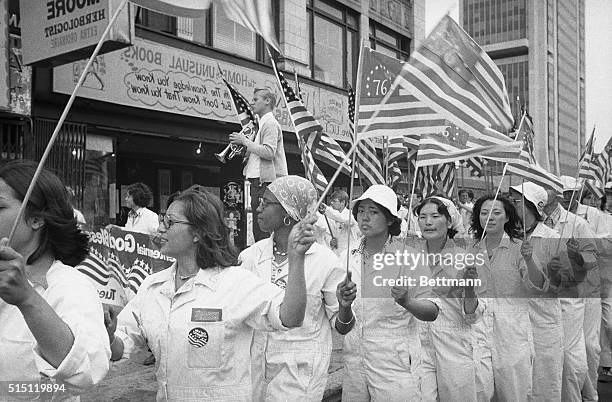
[53,37,354,143]
[76,226,174,307]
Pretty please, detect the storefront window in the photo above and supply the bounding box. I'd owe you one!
[308,0,359,88]
[83,135,115,228]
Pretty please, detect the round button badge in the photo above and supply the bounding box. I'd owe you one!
[188,327,209,348]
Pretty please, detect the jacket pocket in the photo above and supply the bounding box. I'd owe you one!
[186,321,225,369]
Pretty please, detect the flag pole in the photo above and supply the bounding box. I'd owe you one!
[554,125,596,252]
[405,165,419,239]
[7,0,129,245]
[521,179,527,240]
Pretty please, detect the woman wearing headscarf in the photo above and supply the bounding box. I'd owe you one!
[415,196,493,402]
[0,160,110,399]
[240,175,356,401]
[340,185,439,401]
[468,194,548,401]
[106,185,315,401]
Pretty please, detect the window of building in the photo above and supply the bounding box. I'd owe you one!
[135,3,277,64]
[307,0,359,87]
[369,22,411,61]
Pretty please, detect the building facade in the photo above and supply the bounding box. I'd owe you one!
[3,0,424,248]
[460,0,585,176]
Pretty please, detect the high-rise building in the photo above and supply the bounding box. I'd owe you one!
[459,0,585,175]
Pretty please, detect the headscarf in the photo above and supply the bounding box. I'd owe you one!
[267,175,318,221]
[429,196,463,233]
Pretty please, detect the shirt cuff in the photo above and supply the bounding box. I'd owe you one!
[33,324,108,387]
[265,294,290,332]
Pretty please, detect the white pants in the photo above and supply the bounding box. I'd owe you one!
[560,298,588,402]
[582,298,602,402]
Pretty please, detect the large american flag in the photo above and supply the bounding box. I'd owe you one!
[506,114,563,193]
[348,86,384,187]
[395,15,514,139]
[270,59,351,176]
[415,163,456,199]
[356,46,439,143]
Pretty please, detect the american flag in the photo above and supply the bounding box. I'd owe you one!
[578,127,596,181]
[395,15,514,140]
[270,59,351,175]
[584,179,605,200]
[127,259,152,295]
[219,66,259,130]
[301,147,329,194]
[356,46,439,143]
[587,137,612,193]
[76,248,109,286]
[460,158,484,177]
[415,125,521,167]
[348,85,384,187]
[416,163,456,198]
[506,114,563,193]
[387,136,415,165]
[106,252,129,289]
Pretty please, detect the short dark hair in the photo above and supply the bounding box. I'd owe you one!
[415,197,458,239]
[352,199,401,237]
[173,185,238,269]
[0,160,89,266]
[470,194,522,240]
[127,182,153,208]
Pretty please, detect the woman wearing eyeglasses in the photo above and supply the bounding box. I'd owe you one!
[340,185,439,402]
[239,175,355,401]
[106,185,314,401]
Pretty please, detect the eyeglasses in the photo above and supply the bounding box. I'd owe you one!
[158,213,192,229]
[259,198,281,209]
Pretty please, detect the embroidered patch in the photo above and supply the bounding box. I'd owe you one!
[188,327,209,347]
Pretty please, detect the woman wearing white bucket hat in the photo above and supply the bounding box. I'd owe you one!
[339,184,439,401]
[509,182,565,401]
[414,196,493,402]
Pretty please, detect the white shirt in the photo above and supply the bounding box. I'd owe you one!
[323,207,361,254]
[124,207,159,236]
[115,263,288,401]
[244,113,275,179]
[0,261,110,400]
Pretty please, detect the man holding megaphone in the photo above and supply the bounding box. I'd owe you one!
[230,87,288,242]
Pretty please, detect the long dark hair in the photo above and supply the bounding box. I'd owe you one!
[173,185,238,269]
[470,194,522,240]
[0,160,89,266]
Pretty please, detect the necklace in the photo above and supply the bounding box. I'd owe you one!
[273,240,287,256]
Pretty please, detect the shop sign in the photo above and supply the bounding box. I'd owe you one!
[20,0,133,66]
[53,37,354,143]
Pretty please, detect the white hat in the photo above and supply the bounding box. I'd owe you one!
[509,182,548,216]
[351,184,399,218]
[605,182,612,191]
[560,176,581,191]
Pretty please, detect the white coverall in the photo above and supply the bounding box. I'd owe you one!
[546,205,598,402]
[417,239,493,402]
[239,238,345,401]
[526,222,564,401]
[340,237,438,402]
[469,234,547,402]
[115,264,289,401]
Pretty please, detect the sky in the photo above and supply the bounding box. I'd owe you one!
[424,0,612,151]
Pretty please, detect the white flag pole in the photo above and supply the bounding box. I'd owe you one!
[8,0,130,245]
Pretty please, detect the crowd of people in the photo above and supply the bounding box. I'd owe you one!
[2,156,612,402]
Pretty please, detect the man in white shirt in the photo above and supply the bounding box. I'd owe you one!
[230,88,288,242]
[123,182,159,236]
